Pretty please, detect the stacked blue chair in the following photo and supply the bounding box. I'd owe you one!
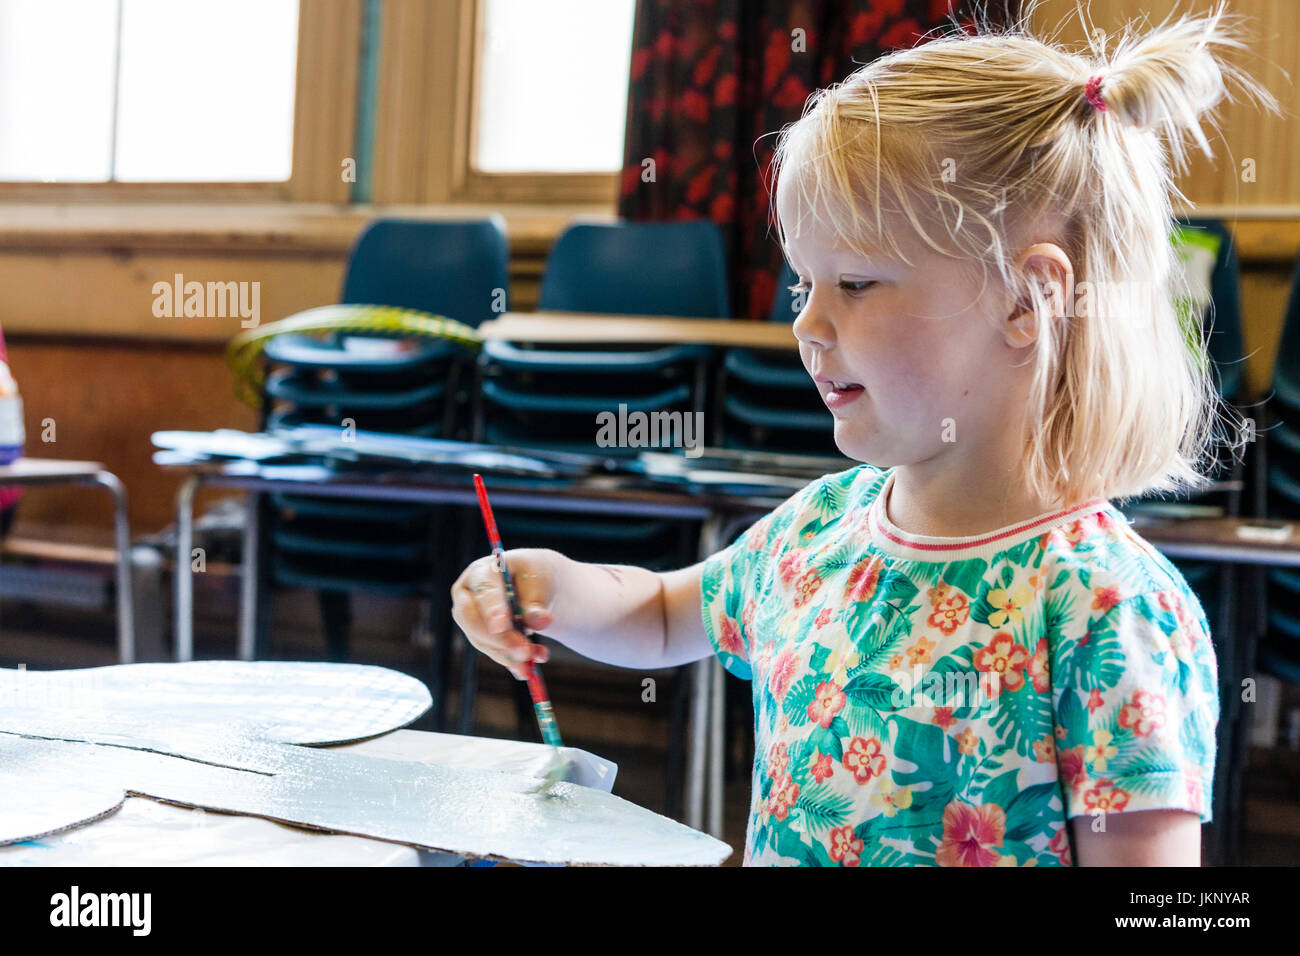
[1259,249,1300,683]
[474,221,726,566]
[255,218,508,694]
[470,220,726,814]
[715,260,840,456]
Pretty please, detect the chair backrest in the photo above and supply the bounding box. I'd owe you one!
[539,221,730,317]
[1177,217,1245,402]
[341,217,509,327]
[769,260,800,323]
[1271,252,1300,403]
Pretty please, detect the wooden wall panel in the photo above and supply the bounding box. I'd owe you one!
[1031,0,1297,211]
[3,340,258,538]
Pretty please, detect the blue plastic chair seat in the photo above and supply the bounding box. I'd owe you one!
[263,333,460,371]
[723,392,832,431]
[481,377,692,415]
[723,349,810,390]
[483,338,710,373]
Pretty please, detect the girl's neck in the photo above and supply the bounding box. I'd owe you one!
[882,461,1068,540]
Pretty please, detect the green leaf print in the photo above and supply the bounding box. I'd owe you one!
[844,670,898,711]
[940,559,989,602]
[784,675,820,727]
[979,765,1023,809]
[796,783,854,832]
[876,567,921,610]
[809,724,844,760]
[1059,616,1125,691]
[1003,781,1060,840]
[887,714,955,792]
[1003,537,1045,570]
[811,478,847,517]
[989,683,1055,758]
[815,540,859,573]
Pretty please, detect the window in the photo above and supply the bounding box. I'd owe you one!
[474,0,635,174]
[0,0,299,184]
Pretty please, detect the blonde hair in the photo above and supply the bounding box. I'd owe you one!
[771,0,1280,507]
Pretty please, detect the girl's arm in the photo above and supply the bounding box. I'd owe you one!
[450,548,712,678]
[1070,810,1202,865]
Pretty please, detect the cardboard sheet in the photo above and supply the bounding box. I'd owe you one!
[0,663,731,866]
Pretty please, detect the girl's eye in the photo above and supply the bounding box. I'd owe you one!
[839,279,876,295]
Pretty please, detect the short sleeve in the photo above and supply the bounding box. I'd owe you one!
[1050,587,1219,824]
[699,481,816,681]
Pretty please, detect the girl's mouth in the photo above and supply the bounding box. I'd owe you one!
[823,381,864,409]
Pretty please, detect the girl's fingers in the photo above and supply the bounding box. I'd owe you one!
[451,561,547,674]
[506,553,554,630]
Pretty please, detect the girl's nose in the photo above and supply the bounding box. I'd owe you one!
[792,293,836,350]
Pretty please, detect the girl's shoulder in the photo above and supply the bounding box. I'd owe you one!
[1038,506,1213,640]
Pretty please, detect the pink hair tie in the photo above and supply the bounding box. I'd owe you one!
[1084,74,1107,111]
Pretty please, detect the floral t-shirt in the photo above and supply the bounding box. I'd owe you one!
[701,465,1218,867]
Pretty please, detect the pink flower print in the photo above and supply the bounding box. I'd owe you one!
[842,736,886,783]
[807,681,846,728]
[767,774,800,821]
[809,750,834,783]
[1058,745,1088,792]
[814,607,832,629]
[933,707,956,730]
[777,549,807,586]
[768,648,798,700]
[742,598,757,635]
[845,556,883,603]
[1118,690,1166,737]
[927,589,970,636]
[1027,637,1051,693]
[1092,585,1122,613]
[716,615,744,656]
[828,825,863,867]
[767,741,789,780]
[1048,826,1072,865]
[935,801,1006,867]
[1082,780,1130,814]
[792,568,823,608]
[972,632,1030,696]
[1086,688,1105,715]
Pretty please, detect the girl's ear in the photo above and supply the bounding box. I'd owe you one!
[1004,243,1074,349]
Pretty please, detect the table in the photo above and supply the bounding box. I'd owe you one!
[0,459,134,663]
[166,458,787,840]
[163,449,1282,854]
[0,729,616,866]
[479,311,798,349]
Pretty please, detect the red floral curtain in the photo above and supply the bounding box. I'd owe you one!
[618,0,1017,319]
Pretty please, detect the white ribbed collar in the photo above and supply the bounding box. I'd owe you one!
[867,469,1113,562]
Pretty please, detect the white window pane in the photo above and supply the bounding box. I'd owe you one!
[0,0,117,181]
[476,0,635,173]
[114,0,298,181]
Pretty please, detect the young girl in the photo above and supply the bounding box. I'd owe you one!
[452,5,1275,866]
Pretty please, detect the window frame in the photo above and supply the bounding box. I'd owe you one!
[448,0,621,205]
[0,0,360,203]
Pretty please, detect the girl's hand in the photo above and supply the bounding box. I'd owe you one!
[451,548,558,680]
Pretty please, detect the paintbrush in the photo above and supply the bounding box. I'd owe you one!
[472,473,571,794]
